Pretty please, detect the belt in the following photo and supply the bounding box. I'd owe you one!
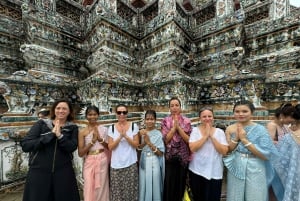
[145,152,155,157]
[88,149,104,155]
[237,151,256,158]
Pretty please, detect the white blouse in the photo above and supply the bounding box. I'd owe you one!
[188,127,228,180]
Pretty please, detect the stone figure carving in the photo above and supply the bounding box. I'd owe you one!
[216,0,226,17]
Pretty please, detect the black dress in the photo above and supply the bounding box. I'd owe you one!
[21,119,80,201]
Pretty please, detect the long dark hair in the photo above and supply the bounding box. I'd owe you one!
[293,104,300,120]
[50,99,75,121]
[274,103,295,118]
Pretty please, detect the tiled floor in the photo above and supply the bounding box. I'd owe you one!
[0,184,24,201]
[0,184,84,201]
[0,183,226,201]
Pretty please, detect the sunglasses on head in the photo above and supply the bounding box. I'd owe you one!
[116,111,128,115]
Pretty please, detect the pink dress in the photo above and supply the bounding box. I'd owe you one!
[83,126,109,201]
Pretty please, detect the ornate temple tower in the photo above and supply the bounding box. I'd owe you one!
[0,0,299,115]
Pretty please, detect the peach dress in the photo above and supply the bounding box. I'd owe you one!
[83,126,109,201]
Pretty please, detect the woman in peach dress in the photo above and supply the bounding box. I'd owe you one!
[78,105,110,201]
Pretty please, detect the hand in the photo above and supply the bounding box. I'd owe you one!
[92,127,98,142]
[143,132,150,144]
[237,124,246,140]
[139,129,147,136]
[97,135,104,143]
[173,115,179,129]
[205,122,214,138]
[139,129,147,143]
[52,120,62,137]
[202,123,210,139]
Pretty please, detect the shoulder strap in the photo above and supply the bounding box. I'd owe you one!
[112,123,134,133]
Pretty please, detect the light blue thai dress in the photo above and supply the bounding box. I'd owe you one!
[270,133,300,201]
[139,129,165,201]
[223,123,278,201]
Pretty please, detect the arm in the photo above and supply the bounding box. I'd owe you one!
[266,122,277,142]
[189,136,208,153]
[108,135,122,150]
[143,132,163,156]
[137,130,147,150]
[240,137,267,160]
[225,125,239,152]
[97,126,109,149]
[161,117,177,144]
[57,125,79,153]
[238,125,267,160]
[176,116,191,143]
[210,129,229,155]
[164,127,176,144]
[176,125,190,143]
[21,120,53,152]
[124,133,139,148]
[78,128,94,157]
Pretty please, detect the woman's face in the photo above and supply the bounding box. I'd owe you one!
[145,114,156,129]
[199,109,214,125]
[86,110,99,124]
[169,99,181,115]
[54,102,70,121]
[116,106,128,122]
[233,105,253,123]
[280,115,295,125]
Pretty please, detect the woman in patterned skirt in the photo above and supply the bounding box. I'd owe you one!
[108,104,139,201]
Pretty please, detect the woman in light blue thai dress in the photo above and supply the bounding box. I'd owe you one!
[139,110,165,201]
[270,104,300,201]
[223,100,277,201]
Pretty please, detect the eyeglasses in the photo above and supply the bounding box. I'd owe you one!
[116,111,128,115]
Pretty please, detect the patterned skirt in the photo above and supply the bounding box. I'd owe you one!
[110,163,138,201]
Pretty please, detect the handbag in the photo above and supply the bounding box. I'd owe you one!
[183,186,192,201]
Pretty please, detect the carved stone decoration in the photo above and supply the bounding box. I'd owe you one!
[217,0,226,17]
[0,80,33,114]
[270,0,290,19]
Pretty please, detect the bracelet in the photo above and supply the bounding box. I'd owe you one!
[231,139,238,144]
[244,142,252,147]
[99,138,105,144]
[153,147,158,153]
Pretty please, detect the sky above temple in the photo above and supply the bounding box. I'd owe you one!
[290,0,300,7]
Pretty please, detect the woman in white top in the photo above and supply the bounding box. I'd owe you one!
[108,104,139,201]
[188,106,228,201]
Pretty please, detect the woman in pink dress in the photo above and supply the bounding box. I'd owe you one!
[78,105,110,201]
